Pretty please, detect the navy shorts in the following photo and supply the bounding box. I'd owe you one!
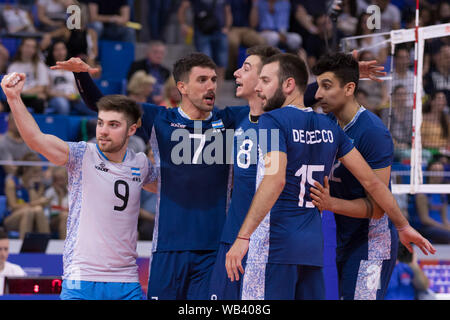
[241,263,325,300]
[209,242,247,300]
[147,250,217,300]
[337,256,397,300]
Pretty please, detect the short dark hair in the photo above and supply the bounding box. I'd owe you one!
[172,52,216,83]
[263,53,309,93]
[96,95,142,126]
[312,52,359,91]
[246,45,282,71]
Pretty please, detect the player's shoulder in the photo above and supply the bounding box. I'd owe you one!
[124,148,150,167]
[218,105,250,122]
[359,107,388,129]
[358,108,391,136]
[141,102,167,116]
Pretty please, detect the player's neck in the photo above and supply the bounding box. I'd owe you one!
[335,99,360,128]
[248,95,263,116]
[179,101,211,120]
[282,92,306,109]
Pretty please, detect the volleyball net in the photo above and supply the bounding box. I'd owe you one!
[341,23,450,195]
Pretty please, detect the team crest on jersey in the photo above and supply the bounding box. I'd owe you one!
[95,162,109,172]
[212,119,225,133]
[131,167,141,182]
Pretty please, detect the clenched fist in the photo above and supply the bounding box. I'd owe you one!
[1,72,26,99]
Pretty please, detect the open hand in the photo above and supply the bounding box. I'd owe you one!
[354,50,387,83]
[225,238,249,282]
[398,224,436,256]
[50,57,100,75]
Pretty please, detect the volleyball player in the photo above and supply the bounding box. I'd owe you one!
[1,73,157,300]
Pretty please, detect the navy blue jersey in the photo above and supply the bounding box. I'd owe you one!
[220,109,259,244]
[139,104,248,252]
[328,107,396,262]
[248,106,354,266]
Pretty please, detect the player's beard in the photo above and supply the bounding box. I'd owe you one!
[97,134,128,154]
[261,86,286,112]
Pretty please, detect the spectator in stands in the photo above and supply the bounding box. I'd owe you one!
[368,0,401,32]
[40,3,101,77]
[385,242,431,300]
[356,50,388,112]
[37,0,74,32]
[127,71,156,104]
[160,76,181,108]
[257,0,302,54]
[3,153,51,239]
[0,43,9,74]
[391,46,415,107]
[87,0,135,42]
[380,85,413,162]
[1,4,36,34]
[0,113,36,178]
[413,160,450,244]
[337,0,359,36]
[178,0,232,81]
[352,12,389,65]
[303,14,344,69]
[424,45,450,105]
[0,228,26,295]
[436,1,450,24]
[421,91,450,156]
[148,0,176,41]
[7,38,49,114]
[0,43,8,113]
[127,41,170,105]
[290,0,329,41]
[44,166,68,240]
[226,0,266,79]
[46,40,95,116]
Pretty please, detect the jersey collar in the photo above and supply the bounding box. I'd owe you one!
[96,144,127,163]
[343,106,366,132]
[178,107,213,121]
[286,105,313,112]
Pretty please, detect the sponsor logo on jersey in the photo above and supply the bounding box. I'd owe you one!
[95,162,109,172]
[234,127,244,136]
[171,122,187,128]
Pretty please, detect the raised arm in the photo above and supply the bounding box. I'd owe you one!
[50,57,103,111]
[1,73,69,166]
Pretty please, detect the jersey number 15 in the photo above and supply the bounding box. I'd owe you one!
[295,164,324,208]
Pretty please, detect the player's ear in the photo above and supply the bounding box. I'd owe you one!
[283,77,296,95]
[344,82,356,97]
[176,80,187,95]
[128,123,137,136]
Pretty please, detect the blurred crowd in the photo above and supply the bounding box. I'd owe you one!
[0,0,448,243]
